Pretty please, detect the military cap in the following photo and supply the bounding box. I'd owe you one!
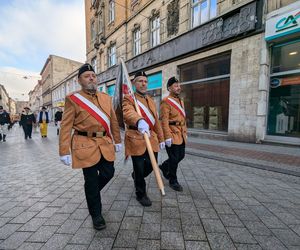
[133,71,147,79]
[167,76,179,87]
[24,107,30,110]
[78,63,95,78]
[42,106,46,110]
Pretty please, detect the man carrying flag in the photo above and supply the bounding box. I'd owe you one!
[159,77,187,192]
[59,63,122,230]
[122,71,165,206]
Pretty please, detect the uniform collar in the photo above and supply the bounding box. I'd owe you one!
[135,90,146,98]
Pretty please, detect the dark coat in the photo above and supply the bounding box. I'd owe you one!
[0,111,11,125]
[38,111,49,123]
[20,113,36,126]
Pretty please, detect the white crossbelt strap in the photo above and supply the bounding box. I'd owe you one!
[137,100,155,128]
[167,97,186,118]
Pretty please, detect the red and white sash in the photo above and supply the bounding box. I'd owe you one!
[70,93,111,137]
[166,97,186,118]
[137,100,155,130]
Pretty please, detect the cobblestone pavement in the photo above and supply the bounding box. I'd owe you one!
[0,126,300,249]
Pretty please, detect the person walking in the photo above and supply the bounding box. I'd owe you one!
[0,106,11,142]
[59,63,122,230]
[122,71,165,207]
[20,107,36,139]
[38,107,49,138]
[159,77,187,192]
[54,108,63,135]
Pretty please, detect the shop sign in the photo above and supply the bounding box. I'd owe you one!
[265,2,300,41]
[270,76,300,88]
[270,78,281,88]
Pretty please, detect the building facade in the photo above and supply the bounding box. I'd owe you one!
[0,84,10,111]
[52,67,82,114]
[85,0,300,144]
[40,55,83,118]
[28,81,43,114]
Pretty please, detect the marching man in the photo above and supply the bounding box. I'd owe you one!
[159,77,187,192]
[123,71,165,206]
[59,63,122,230]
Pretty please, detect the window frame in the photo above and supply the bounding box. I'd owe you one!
[91,57,98,74]
[133,28,141,56]
[190,0,217,28]
[108,0,115,24]
[108,44,116,67]
[91,20,96,41]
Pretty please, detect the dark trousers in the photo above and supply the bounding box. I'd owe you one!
[22,124,32,139]
[161,142,185,183]
[131,151,158,198]
[82,157,114,218]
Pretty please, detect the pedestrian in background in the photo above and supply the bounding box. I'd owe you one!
[0,105,11,142]
[59,63,122,230]
[54,108,63,135]
[122,71,165,207]
[20,107,36,140]
[38,106,49,138]
[159,77,187,192]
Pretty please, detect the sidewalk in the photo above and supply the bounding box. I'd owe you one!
[0,125,300,249]
[186,137,300,177]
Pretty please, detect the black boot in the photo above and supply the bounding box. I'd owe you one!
[92,214,106,230]
[0,134,2,141]
[136,195,152,207]
[2,135,6,142]
[169,180,183,192]
[57,129,59,135]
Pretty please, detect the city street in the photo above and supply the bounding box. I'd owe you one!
[0,125,300,250]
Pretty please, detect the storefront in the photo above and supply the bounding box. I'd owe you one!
[179,53,230,131]
[265,1,300,140]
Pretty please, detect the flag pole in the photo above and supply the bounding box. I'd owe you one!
[120,59,165,196]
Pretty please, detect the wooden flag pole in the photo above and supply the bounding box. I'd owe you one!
[120,59,165,196]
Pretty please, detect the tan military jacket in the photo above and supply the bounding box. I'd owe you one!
[122,93,164,156]
[59,90,121,169]
[160,94,187,145]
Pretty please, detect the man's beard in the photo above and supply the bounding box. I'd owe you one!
[84,82,97,93]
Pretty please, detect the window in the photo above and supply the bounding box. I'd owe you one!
[133,28,141,56]
[150,16,160,47]
[191,0,217,28]
[98,13,103,34]
[180,53,231,131]
[91,21,96,41]
[108,44,116,67]
[91,57,97,74]
[109,0,115,23]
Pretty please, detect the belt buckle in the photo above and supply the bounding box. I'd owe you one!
[87,131,93,137]
[96,131,103,137]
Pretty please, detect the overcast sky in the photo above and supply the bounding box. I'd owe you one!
[0,0,86,101]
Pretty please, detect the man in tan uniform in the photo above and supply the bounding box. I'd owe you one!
[159,77,187,192]
[59,63,121,230]
[123,71,165,206]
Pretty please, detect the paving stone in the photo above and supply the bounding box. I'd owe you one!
[202,218,227,233]
[69,208,89,220]
[56,219,83,234]
[120,216,142,230]
[178,202,197,213]
[260,216,287,229]
[198,207,219,219]
[180,212,201,226]
[95,222,120,238]
[0,223,21,239]
[103,210,124,223]
[290,224,300,237]
[18,242,44,250]
[161,232,185,250]
[43,213,70,226]
[182,224,206,241]
[111,200,129,211]
[125,206,143,217]
[271,228,300,247]
[136,239,160,250]
[58,203,79,213]
[185,240,210,250]
[194,199,212,208]
[162,198,178,207]
[161,218,181,232]
[219,214,244,227]
[142,211,161,224]
[35,207,58,218]
[27,225,58,242]
[243,220,273,236]
[207,233,236,250]
[226,227,257,244]
[10,211,37,224]
[0,217,12,228]
[254,235,288,250]
[1,206,27,217]
[213,204,235,214]
[18,217,47,232]
[114,230,139,248]
[28,202,49,212]
[0,231,30,249]
[162,207,180,219]
[144,201,161,212]
[139,223,160,239]
[234,209,260,221]
[235,244,262,250]
[64,244,88,250]
[40,234,71,250]
[69,227,95,244]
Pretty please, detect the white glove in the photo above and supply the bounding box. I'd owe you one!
[60,155,72,166]
[159,142,165,150]
[165,138,172,147]
[114,143,122,152]
[137,119,150,137]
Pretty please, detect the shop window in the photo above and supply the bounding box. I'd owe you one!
[191,0,217,28]
[267,40,300,138]
[180,53,230,131]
